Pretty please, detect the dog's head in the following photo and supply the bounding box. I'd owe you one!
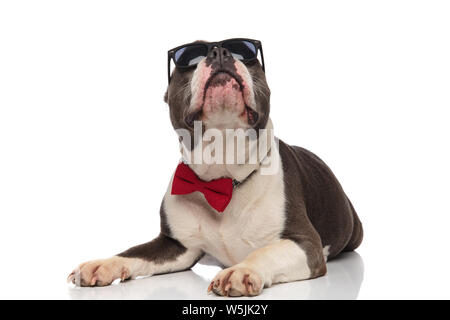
[164,39,270,132]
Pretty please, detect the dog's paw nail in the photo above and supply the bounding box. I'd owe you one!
[224,281,232,296]
[90,276,98,286]
[120,267,130,282]
[207,281,214,292]
[67,272,75,283]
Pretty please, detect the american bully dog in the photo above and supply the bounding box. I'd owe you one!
[68,38,363,297]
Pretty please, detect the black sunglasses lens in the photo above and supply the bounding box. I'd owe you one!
[174,44,208,67]
[222,40,257,61]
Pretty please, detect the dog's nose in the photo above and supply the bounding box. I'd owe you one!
[208,46,232,66]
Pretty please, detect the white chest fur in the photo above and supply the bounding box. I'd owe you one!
[163,156,286,267]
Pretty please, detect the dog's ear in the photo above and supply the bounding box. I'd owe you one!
[164,89,168,103]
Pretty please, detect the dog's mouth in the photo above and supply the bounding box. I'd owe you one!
[204,70,244,94]
[185,69,258,127]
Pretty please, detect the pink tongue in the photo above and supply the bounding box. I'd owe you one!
[202,74,245,115]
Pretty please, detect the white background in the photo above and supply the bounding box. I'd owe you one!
[1,0,449,299]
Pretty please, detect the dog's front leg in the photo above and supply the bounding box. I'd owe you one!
[208,239,326,297]
[68,234,202,287]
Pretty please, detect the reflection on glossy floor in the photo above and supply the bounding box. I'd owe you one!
[69,251,364,300]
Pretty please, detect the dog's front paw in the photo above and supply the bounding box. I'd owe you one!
[67,257,131,287]
[208,264,264,297]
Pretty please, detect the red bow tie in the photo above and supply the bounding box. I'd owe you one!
[171,163,233,213]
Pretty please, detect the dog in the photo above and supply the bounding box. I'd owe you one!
[68,38,363,297]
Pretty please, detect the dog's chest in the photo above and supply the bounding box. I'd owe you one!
[163,167,286,267]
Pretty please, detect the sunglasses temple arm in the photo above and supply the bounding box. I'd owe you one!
[167,56,171,84]
[259,45,266,73]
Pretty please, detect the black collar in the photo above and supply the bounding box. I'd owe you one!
[232,169,257,189]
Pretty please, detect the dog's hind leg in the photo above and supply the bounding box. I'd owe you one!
[343,199,363,252]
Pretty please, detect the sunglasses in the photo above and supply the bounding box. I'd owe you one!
[167,38,265,83]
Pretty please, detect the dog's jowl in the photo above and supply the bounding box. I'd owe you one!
[68,39,363,296]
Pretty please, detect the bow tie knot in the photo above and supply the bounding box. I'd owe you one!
[171,163,234,213]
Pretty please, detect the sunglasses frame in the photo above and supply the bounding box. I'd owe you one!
[167,38,265,83]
